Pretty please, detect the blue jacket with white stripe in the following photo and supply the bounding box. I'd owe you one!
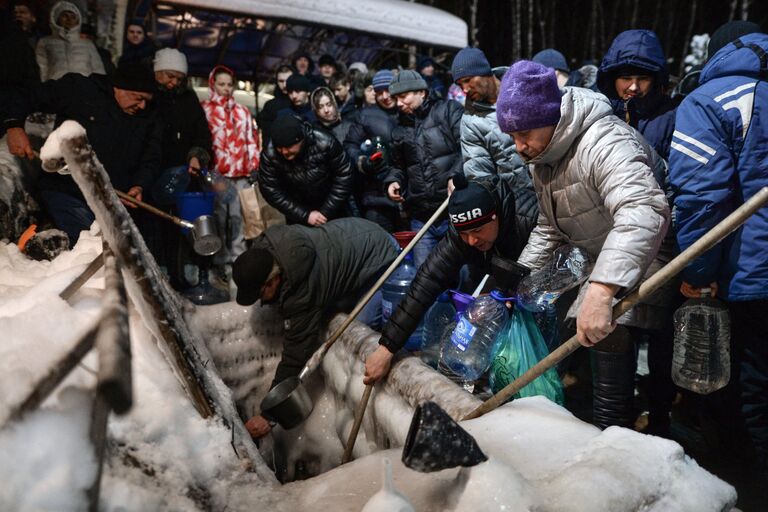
[669,32,768,301]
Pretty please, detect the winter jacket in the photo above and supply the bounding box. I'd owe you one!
[155,86,212,170]
[518,87,671,329]
[566,64,599,91]
[344,103,400,209]
[669,33,768,301]
[461,67,529,190]
[258,123,353,224]
[386,95,464,221]
[201,66,259,178]
[35,2,105,82]
[598,29,679,160]
[380,175,538,353]
[0,16,40,138]
[314,118,352,146]
[1,72,161,200]
[251,218,398,387]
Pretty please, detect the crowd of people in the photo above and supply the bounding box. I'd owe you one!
[1,2,766,501]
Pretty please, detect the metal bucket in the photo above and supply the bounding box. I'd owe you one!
[190,215,222,256]
[260,376,314,429]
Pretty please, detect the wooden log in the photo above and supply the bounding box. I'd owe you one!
[95,244,132,415]
[86,393,109,512]
[59,253,104,301]
[4,324,97,425]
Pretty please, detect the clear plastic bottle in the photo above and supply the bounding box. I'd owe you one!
[438,294,508,389]
[672,290,731,394]
[516,245,592,312]
[421,292,456,368]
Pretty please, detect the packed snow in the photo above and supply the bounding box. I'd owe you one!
[0,228,738,511]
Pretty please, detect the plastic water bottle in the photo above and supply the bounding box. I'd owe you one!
[438,294,508,390]
[516,245,592,312]
[672,290,731,394]
[421,292,456,368]
[382,233,423,350]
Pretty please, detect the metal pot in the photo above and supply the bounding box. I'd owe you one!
[190,214,222,256]
[260,376,314,429]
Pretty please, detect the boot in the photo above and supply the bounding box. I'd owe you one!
[591,349,637,429]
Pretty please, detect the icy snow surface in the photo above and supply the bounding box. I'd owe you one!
[0,230,738,511]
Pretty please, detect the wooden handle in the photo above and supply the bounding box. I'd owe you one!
[342,383,374,463]
[299,196,451,381]
[463,186,768,421]
[114,190,193,229]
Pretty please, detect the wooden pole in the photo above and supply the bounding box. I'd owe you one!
[342,383,373,464]
[59,253,104,301]
[299,196,451,381]
[463,186,768,421]
[114,190,194,229]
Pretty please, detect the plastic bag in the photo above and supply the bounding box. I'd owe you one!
[489,307,564,405]
[516,245,592,312]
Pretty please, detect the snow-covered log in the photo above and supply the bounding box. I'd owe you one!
[55,121,276,484]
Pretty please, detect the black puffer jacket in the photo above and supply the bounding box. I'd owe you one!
[386,95,464,221]
[154,87,212,170]
[379,175,539,353]
[344,103,399,208]
[251,218,398,387]
[258,123,352,224]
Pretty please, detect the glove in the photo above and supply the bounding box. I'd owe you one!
[362,152,386,175]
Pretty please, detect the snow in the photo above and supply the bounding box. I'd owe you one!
[0,227,738,511]
[39,119,86,172]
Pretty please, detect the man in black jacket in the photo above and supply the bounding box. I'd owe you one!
[258,115,352,226]
[152,48,212,178]
[232,217,398,438]
[2,61,162,246]
[365,174,538,383]
[343,69,401,231]
[257,64,293,146]
[385,69,464,267]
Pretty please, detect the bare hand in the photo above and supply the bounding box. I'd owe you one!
[307,210,328,226]
[7,127,35,159]
[387,182,404,202]
[576,282,619,347]
[680,281,718,299]
[245,415,272,439]
[364,344,394,384]
[447,178,455,196]
[120,186,143,208]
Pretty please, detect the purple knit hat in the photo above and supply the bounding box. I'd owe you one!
[497,60,562,133]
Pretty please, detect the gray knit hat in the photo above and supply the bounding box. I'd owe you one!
[388,70,428,96]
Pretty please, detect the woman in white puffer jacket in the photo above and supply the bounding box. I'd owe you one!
[35,1,105,82]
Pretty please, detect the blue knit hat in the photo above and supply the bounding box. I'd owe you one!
[497,61,562,133]
[532,49,570,73]
[388,70,428,96]
[372,70,394,91]
[451,47,492,82]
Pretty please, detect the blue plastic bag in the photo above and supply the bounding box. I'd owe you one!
[489,306,564,405]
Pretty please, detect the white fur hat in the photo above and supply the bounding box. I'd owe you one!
[153,48,188,75]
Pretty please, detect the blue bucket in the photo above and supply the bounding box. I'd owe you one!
[176,192,216,232]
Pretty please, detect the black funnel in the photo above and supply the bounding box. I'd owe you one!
[490,255,530,295]
[401,401,487,473]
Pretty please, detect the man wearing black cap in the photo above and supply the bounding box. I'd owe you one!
[280,74,316,123]
[2,61,162,245]
[258,115,353,226]
[232,217,398,438]
[385,68,464,267]
[317,54,338,85]
[364,174,538,383]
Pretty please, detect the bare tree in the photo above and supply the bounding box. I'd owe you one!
[631,0,640,28]
[513,0,522,61]
[741,0,751,20]
[680,0,699,76]
[728,0,738,21]
[469,0,480,47]
[527,0,534,58]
